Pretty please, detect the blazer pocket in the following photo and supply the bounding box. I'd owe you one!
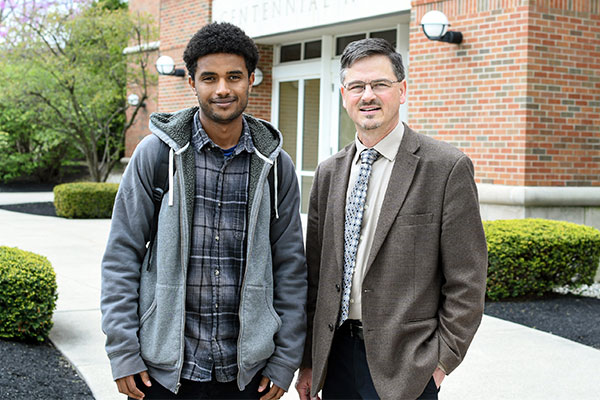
[396,213,433,226]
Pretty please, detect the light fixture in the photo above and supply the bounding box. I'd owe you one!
[155,55,186,77]
[421,10,463,44]
[127,93,140,106]
[253,68,263,86]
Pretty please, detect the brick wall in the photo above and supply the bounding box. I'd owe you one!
[246,44,274,121]
[124,49,159,157]
[526,0,600,186]
[409,0,600,187]
[124,0,161,157]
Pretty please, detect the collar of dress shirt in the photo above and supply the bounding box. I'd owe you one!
[354,121,405,163]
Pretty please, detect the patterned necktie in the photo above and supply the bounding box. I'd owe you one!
[340,148,380,326]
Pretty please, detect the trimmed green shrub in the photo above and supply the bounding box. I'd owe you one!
[54,182,119,218]
[484,219,600,300]
[0,246,58,342]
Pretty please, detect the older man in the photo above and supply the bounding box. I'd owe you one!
[296,38,488,400]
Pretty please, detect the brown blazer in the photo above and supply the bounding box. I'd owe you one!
[303,124,488,399]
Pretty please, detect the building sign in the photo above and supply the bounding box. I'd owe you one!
[212,0,410,38]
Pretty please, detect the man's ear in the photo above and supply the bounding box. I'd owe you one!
[188,75,196,93]
[340,86,348,109]
[248,71,255,93]
[398,79,407,104]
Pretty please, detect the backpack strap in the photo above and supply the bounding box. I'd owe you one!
[147,141,172,270]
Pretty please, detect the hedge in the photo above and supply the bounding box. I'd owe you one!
[484,219,600,300]
[54,182,119,218]
[0,246,58,342]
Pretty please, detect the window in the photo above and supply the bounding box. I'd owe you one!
[279,40,322,63]
[280,43,301,62]
[371,29,397,48]
[335,29,398,56]
[304,40,322,59]
[335,34,366,56]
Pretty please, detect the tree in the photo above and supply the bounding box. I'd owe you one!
[0,1,156,182]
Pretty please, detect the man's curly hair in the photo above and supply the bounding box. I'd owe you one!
[183,22,259,79]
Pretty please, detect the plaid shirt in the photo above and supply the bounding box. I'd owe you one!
[181,114,253,382]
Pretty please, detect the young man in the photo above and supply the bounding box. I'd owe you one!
[296,38,488,399]
[101,22,306,400]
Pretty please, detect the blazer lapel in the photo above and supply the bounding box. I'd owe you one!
[330,143,357,271]
[367,124,421,268]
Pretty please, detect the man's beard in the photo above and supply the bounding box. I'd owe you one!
[198,92,248,124]
[357,100,382,131]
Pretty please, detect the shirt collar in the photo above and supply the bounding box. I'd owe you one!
[191,111,255,155]
[354,121,405,163]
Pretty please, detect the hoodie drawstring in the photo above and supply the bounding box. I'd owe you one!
[254,149,279,220]
[168,148,174,206]
[273,156,279,219]
[169,143,190,207]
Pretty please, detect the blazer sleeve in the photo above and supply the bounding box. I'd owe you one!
[437,155,488,374]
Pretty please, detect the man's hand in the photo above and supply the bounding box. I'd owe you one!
[258,376,285,400]
[295,368,320,400]
[432,367,446,389]
[116,370,151,399]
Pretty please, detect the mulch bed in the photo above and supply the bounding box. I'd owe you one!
[0,202,57,217]
[0,339,94,400]
[484,293,600,349]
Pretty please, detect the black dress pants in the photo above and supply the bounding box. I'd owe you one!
[322,320,439,400]
[129,370,264,400]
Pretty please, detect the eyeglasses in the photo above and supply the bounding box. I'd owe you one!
[343,79,403,96]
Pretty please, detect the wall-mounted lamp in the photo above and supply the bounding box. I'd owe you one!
[421,10,463,44]
[252,68,263,86]
[155,55,186,77]
[127,93,142,107]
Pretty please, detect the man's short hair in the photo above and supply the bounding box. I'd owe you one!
[183,22,259,79]
[340,38,405,84]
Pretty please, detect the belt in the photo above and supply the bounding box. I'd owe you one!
[340,319,364,340]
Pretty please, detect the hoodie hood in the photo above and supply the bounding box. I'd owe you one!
[149,106,283,159]
[148,106,284,208]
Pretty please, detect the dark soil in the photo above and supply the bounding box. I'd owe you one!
[0,202,57,217]
[0,182,57,192]
[484,293,600,349]
[0,339,94,400]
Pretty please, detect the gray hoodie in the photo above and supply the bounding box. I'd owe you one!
[101,107,307,394]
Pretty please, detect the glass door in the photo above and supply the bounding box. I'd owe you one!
[276,78,320,213]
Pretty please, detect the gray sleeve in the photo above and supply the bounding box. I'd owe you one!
[100,135,161,380]
[263,150,308,390]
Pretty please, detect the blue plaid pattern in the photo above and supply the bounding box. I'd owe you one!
[181,114,254,383]
[340,148,380,326]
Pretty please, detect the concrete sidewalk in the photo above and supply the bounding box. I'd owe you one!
[1,195,600,399]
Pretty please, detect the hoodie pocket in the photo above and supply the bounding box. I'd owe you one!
[239,285,282,367]
[139,285,184,367]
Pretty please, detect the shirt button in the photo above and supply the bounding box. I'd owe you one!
[360,235,364,241]
[215,270,220,276]
[350,299,355,304]
[365,204,369,209]
[218,203,222,207]
[328,323,334,332]
[215,236,220,241]
[335,284,341,292]
[215,304,219,309]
